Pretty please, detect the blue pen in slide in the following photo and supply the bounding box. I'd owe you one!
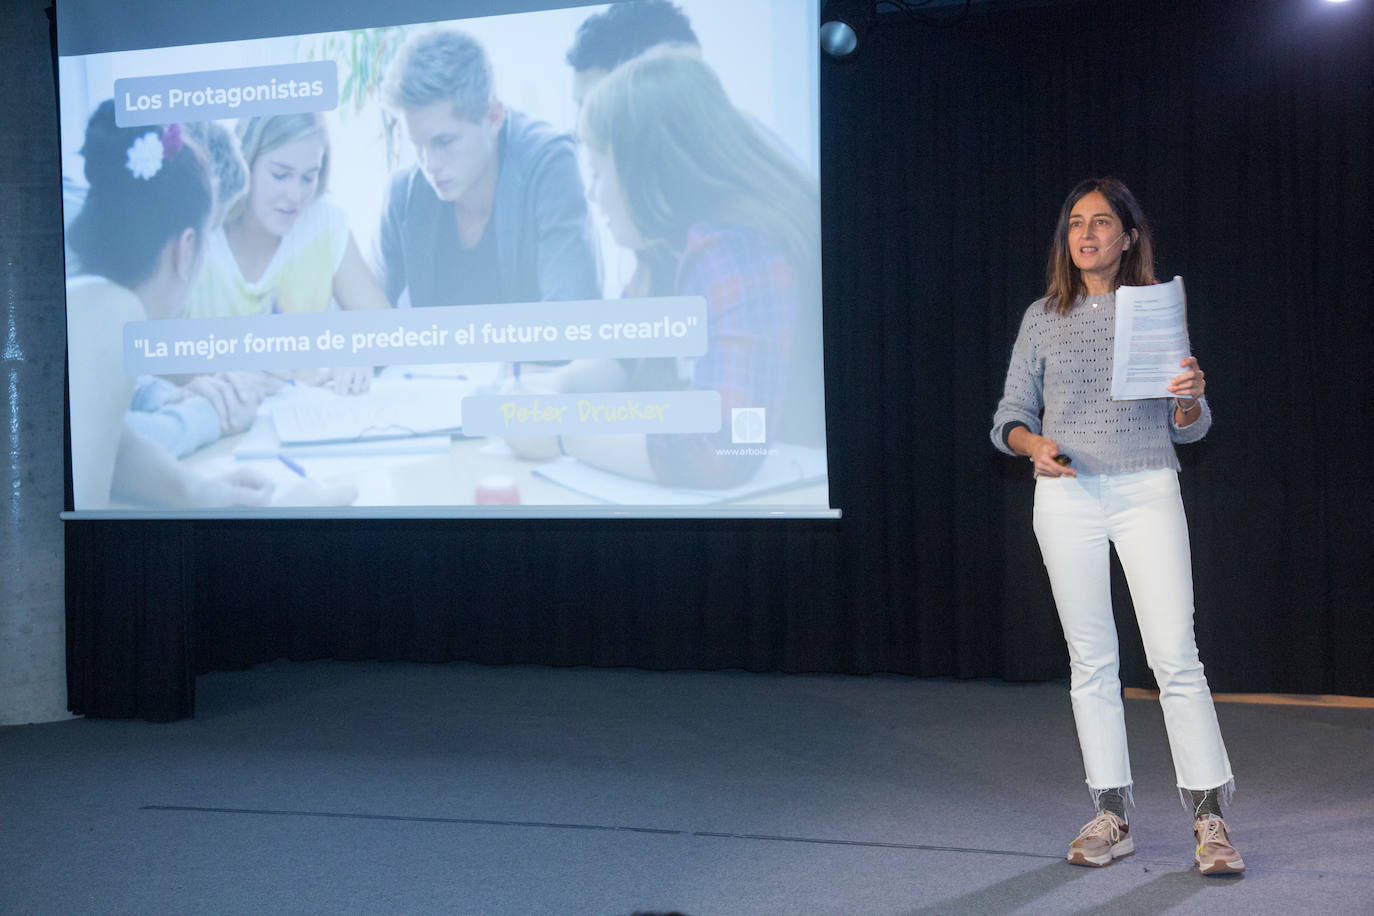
[277,454,308,478]
[402,371,467,380]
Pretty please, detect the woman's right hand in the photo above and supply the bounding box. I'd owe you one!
[1027,434,1077,478]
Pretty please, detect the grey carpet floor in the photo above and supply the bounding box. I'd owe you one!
[2,661,1371,915]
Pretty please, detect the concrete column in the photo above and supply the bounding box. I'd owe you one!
[1,0,74,725]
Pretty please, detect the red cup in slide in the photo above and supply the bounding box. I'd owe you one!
[474,474,521,505]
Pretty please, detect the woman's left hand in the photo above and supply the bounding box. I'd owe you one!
[1167,357,1205,402]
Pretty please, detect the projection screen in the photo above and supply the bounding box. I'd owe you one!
[56,0,834,518]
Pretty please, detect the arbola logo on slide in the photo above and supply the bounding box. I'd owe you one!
[731,407,766,444]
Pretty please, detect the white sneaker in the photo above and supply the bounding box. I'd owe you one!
[1194,815,1245,875]
[1067,811,1133,867]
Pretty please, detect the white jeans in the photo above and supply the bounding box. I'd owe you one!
[1033,468,1233,795]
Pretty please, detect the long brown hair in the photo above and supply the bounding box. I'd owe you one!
[578,52,818,268]
[1043,177,1156,314]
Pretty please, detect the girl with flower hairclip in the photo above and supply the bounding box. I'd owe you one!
[65,100,356,509]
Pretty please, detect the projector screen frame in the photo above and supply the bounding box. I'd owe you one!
[56,0,833,519]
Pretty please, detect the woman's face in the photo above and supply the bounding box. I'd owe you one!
[1067,190,1129,277]
[586,146,647,251]
[245,134,325,238]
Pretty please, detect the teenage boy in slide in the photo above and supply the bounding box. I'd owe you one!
[375,28,601,309]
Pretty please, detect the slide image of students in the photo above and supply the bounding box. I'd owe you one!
[65,101,356,509]
[991,178,1243,874]
[54,1,826,510]
[374,29,602,309]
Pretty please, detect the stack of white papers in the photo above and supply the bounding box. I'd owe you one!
[1111,276,1191,400]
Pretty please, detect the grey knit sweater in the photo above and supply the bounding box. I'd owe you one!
[990,292,1211,476]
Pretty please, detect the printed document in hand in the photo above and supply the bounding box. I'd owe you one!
[1111,276,1191,400]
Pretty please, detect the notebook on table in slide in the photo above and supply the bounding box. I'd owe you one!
[270,378,468,445]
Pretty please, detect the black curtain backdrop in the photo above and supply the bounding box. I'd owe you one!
[64,0,1374,719]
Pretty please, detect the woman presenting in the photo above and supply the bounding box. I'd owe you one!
[991,178,1243,875]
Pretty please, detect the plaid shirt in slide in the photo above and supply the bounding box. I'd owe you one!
[646,223,799,488]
